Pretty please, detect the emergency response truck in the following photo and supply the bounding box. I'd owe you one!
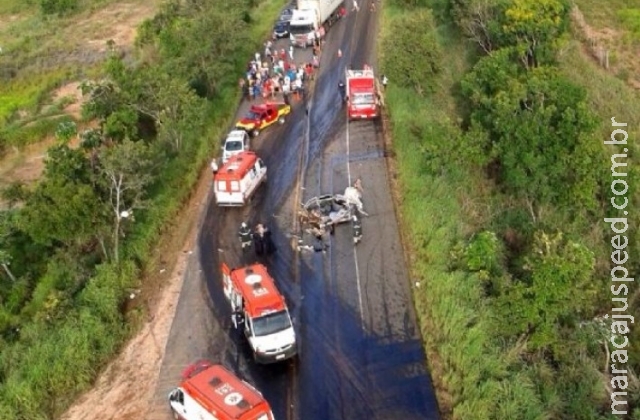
[346,68,380,120]
[214,152,267,207]
[221,263,297,364]
[168,360,275,420]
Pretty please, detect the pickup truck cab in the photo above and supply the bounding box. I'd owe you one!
[235,103,291,137]
[222,130,251,163]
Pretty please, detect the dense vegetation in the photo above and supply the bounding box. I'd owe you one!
[381,0,639,418]
[0,0,283,418]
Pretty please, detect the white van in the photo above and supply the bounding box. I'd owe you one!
[222,130,251,163]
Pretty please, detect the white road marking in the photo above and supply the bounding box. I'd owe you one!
[345,106,365,331]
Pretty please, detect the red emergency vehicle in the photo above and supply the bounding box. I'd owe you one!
[346,68,380,120]
[214,151,267,207]
[222,263,297,364]
[168,361,275,420]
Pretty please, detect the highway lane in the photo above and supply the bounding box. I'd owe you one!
[292,4,440,417]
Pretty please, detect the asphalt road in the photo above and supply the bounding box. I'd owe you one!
[147,2,440,419]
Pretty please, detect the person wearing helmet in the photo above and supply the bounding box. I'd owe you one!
[352,215,362,244]
[238,222,252,250]
[338,81,346,103]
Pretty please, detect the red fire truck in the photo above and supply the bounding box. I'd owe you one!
[346,67,380,120]
[168,360,275,420]
[214,151,267,207]
[221,263,297,364]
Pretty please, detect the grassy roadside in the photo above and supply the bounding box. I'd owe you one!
[379,5,482,417]
[381,0,640,418]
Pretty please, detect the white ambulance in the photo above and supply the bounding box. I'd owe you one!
[221,263,297,364]
[168,360,275,420]
[214,151,267,207]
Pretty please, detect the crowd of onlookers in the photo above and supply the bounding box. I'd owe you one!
[239,38,323,104]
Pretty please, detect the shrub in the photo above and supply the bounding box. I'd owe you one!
[39,0,78,15]
[381,9,442,95]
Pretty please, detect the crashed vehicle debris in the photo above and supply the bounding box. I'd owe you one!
[298,183,367,238]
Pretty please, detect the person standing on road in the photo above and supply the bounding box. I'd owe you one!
[288,45,294,61]
[338,81,346,103]
[210,158,219,175]
[253,224,265,255]
[381,74,388,90]
[238,222,252,250]
[352,216,362,244]
[352,0,359,12]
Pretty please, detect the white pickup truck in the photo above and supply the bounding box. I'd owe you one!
[222,130,250,164]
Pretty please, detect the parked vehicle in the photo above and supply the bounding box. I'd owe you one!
[346,68,381,120]
[279,7,294,22]
[235,102,291,137]
[168,361,275,420]
[289,0,344,47]
[214,152,267,207]
[273,20,291,39]
[222,263,297,363]
[222,130,251,164]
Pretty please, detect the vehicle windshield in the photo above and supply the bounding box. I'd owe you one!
[280,9,293,19]
[289,24,314,35]
[246,111,260,120]
[252,310,292,337]
[225,140,243,151]
[352,93,376,105]
[275,22,289,31]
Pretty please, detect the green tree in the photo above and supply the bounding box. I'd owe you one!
[498,0,571,68]
[451,0,506,53]
[495,231,598,351]
[155,9,251,97]
[97,139,155,264]
[18,146,107,250]
[462,61,599,218]
[123,67,207,151]
[381,9,442,95]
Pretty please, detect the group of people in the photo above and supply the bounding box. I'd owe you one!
[238,222,276,256]
[239,39,322,103]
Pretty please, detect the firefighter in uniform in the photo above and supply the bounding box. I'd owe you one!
[338,81,346,103]
[238,222,252,250]
[352,215,362,244]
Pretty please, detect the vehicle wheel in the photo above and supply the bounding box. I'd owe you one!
[278,116,285,125]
